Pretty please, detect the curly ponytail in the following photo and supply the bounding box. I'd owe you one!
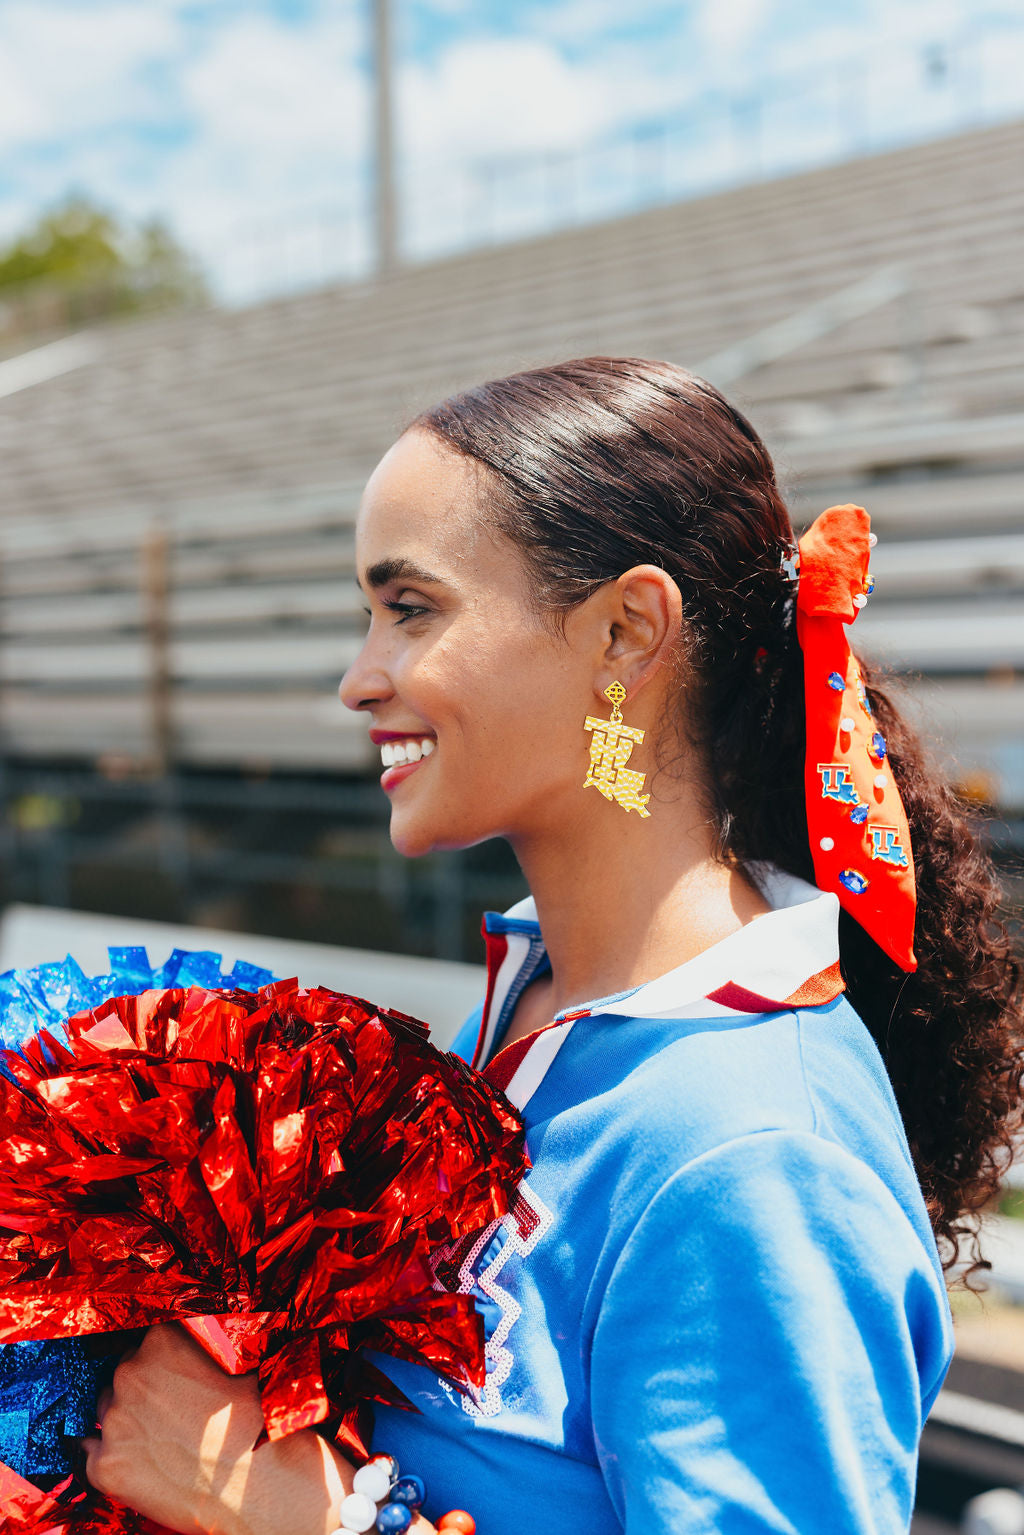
[410,354,1024,1272]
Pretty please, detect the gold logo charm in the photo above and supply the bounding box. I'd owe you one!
[583,681,651,818]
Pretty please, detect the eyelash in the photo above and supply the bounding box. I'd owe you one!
[362,598,429,625]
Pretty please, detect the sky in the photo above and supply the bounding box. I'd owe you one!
[1,0,1023,304]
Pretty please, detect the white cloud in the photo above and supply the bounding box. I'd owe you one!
[181,11,364,152]
[150,10,369,299]
[401,36,616,160]
[0,2,183,148]
[692,0,772,58]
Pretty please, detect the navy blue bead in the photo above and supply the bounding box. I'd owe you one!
[376,1506,413,1533]
[827,672,845,691]
[871,732,887,760]
[390,1475,426,1510]
[849,804,869,824]
[838,868,869,895]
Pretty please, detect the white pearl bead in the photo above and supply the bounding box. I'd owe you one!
[353,1463,392,1502]
[853,593,868,608]
[338,1492,379,1532]
[868,532,878,547]
[819,837,835,852]
[840,717,855,733]
[370,1453,399,1478]
[874,774,887,789]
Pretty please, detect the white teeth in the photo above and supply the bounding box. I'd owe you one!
[380,736,435,768]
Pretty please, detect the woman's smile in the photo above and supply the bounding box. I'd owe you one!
[369,727,438,790]
[379,736,436,790]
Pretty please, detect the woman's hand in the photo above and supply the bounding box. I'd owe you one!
[83,1323,438,1535]
[82,1323,352,1535]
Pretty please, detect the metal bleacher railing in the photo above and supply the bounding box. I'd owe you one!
[216,13,1024,303]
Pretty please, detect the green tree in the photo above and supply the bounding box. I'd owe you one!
[0,193,208,333]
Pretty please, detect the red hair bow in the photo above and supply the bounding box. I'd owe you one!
[796,504,917,972]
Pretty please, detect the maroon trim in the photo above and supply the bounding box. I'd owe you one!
[706,961,845,1016]
[472,921,509,1070]
[483,1023,563,1095]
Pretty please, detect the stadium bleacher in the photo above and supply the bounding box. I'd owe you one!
[0,114,1022,806]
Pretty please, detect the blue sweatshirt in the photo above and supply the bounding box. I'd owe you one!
[364,867,954,1534]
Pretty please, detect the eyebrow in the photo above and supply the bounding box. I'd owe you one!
[359,556,448,592]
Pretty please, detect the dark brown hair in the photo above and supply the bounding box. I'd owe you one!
[409,355,1023,1275]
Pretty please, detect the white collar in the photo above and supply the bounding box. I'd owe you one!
[473,865,843,1076]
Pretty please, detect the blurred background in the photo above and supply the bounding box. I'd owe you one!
[0,1,1023,1526]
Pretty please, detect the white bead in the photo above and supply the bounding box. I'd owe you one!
[819,837,835,852]
[338,1492,379,1532]
[370,1453,399,1477]
[853,593,868,608]
[353,1463,392,1502]
[874,773,887,789]
[840,717,855,733]
[868,532,878,547]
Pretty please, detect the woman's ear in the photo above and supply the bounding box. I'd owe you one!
[603,564,683,692]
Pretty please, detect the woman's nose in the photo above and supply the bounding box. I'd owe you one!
[338,643,393,713]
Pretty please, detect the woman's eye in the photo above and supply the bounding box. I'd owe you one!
[382,598,429,624]
[361,597,430,625]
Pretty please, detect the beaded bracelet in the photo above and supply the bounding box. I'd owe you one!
[329,1452,475,1535]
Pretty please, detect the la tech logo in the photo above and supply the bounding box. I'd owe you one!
[817,763,858,805]
[869,825,910,867]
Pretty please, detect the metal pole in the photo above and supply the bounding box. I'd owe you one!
[372,0,398,275]
[142,520,175,781]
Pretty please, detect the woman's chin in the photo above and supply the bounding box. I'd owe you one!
[387,804,450,859]
[388,799,490,860]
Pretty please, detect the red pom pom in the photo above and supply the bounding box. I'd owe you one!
[0,982,529,1533]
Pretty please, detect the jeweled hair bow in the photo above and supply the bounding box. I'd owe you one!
[795,503,917,972]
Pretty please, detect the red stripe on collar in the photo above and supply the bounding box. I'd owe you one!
[483,1025,558,1095]
[706,960,845,1016]
[472,921,509,1070]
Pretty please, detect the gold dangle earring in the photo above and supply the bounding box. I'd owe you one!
[582,681,651,818]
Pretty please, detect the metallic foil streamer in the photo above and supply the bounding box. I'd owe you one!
[0,946,276,1530]
[0,960,528,1535]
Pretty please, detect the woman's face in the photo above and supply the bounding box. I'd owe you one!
[339,428,597,857]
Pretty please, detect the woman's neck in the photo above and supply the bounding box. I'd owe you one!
[510,801,772,1021]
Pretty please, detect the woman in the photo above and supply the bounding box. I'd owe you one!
[84,358,1022,1534]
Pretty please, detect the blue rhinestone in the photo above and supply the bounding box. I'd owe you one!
[864,574,876,596]
[390,1475,426,1510]
[870,732,887,760]
[838,868,869,895]
[827,672,845,692]
[849,803,869,824]
[376,1506,413,1533]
